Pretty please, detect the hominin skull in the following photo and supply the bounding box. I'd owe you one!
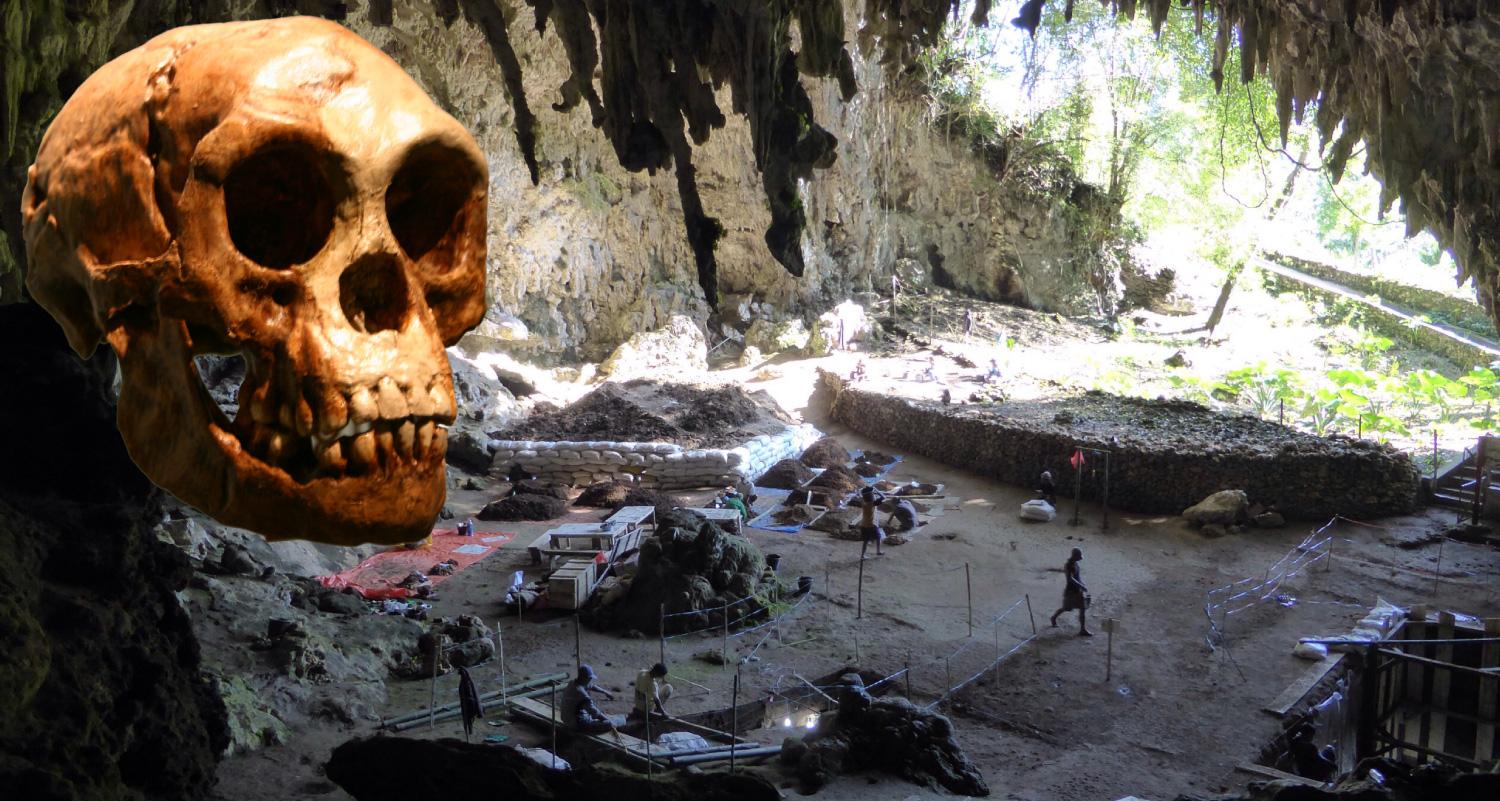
[22,18,488,545]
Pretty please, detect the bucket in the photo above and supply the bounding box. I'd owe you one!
[797,576,814,595]
[766,553,782,571]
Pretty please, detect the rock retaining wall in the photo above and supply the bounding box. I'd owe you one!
[489,424,823,490]
[821,372,1419,519]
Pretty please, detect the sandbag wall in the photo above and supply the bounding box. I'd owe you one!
[823,374,1419,518]
[489,424,823,490]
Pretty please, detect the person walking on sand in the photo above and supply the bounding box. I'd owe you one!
[851,485,888,558]
[1049,548,1093,636]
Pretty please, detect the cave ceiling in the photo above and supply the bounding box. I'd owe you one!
[4,0,1500,329]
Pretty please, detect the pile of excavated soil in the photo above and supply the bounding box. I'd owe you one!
[495,380,792,449]
[799,436,852,468]
[618,486,676,519]
[806,464,864,494]
[857,449,897,466]
[510,479,570,499]
[771,504,822,525]
[853,462,883,477]
[574,480,634,508]
[478,493,568,521]
[757,458,816,489]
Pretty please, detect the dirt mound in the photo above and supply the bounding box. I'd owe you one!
[574,481,634,508]
[772,504,822,525]
[495,380,792,449]
[587,509,784,634]
[799,436,851,468]
[857,450,897,466]
[477,494,568,521]
[619,487,676,519]
[806,464,864,494]
[852,462,883,477]
[513,479,570,499]
[757,458,815,490]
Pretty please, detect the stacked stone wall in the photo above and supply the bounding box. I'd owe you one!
[823,373,1419,519]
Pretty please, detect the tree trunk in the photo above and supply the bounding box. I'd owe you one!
[1205,268,1240,336]
[1265,138,1311,220]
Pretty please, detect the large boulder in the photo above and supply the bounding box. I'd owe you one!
[598,314,707,380]
[808,301,873,355]
[745,317,811,354]
[1183,490,1249,526]
[446,349,522,473]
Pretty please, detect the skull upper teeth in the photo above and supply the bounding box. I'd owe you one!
[230,369,453,481]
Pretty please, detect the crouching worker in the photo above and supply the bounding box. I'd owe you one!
[560,665,624,734]
[629,662,673,723]
[884,497,920,533]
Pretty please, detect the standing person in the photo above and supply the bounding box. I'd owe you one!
[963,308,975,338]
[940,388,952,405]
[630,662,673,722]
[851,485,888,558]
[559,664,622,734]
[1049,548,1093,636]
[1038,470,1057,505]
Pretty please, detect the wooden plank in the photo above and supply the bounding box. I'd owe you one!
[1478,618,1500,762]
[1430,613,1456,758]
[1264,652,1347,717]
[509,696,661,761]
[1233,762,1322,787]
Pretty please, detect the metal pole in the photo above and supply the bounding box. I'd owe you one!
[731,667,740,774]
[574,615,581,673]
[904,654,912,699]
[722,601,730,667]
[646,711,653,781]
[1279,398,1284,425]
[825,561,831,598]
[993,620,1000,677]
[1071,452,1083,526]
[944,658,951,705]
[965,563,973,638]
[1101,451,1111,532]
[1434,537,1445,597]
[1025,594,1037,635]
[659,603,666,665]
[1433,430,1439,480]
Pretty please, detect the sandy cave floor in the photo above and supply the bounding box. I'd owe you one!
[212,353,1500,801]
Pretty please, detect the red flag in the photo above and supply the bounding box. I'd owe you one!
[1070,449,1085,470]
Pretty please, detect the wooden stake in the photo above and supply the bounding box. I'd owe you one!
[965,563,973,638]
[1100,451,1111,532]
[1025,594,1037,635]
[904,654,912,699]
[1105,618,1116,682]
[731,667,741,774]
[659,603,666,665]
[429,640,439,729]
[549,682,558,766]
[574,614,582,673]
[498,622,507,703]
[1434,536,1445,597]
[722,600,730,667]
[857,556,865,620]
[1071,452,1083,526]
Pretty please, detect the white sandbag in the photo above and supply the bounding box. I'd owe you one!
[655,731,710,752]
[1019,499,1056,522]
[515,746,570,771]
[1293,641,1329,661]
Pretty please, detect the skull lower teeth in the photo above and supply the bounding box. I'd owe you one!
[231,357,454,482]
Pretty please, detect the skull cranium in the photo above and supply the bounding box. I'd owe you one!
[21,18,488,545]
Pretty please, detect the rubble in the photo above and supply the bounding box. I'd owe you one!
[586,509,784,634]
[781,675,988,796]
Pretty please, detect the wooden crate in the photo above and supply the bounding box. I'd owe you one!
[549,559,597,610]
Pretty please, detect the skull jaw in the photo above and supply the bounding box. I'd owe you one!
[114,319,447,546]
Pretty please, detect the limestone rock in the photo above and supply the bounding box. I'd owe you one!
[598,314,707,380]
[745,318,811,354]
[1253,511,1288,529]
[1182,490,1249,526]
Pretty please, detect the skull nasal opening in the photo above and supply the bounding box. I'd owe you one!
[224,145,336,268]
[339,254,410,334]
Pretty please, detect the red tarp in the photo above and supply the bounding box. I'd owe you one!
[316,528,514,599]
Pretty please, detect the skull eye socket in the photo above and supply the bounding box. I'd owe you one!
[224,146,336,268]
[386,142,482,266]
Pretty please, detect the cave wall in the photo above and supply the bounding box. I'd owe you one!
[345,1,1112,360]
[0,303,229,801]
